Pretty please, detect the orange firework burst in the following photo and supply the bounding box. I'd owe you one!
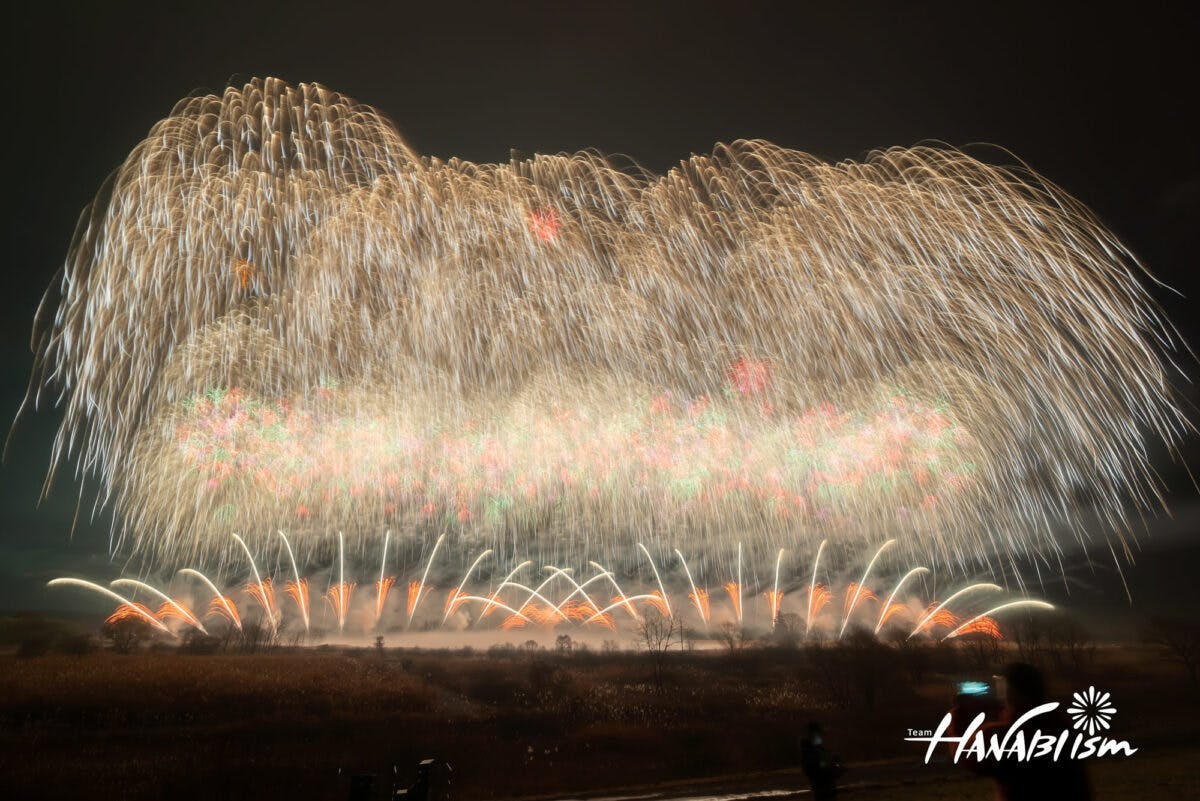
[919,603,959,633]
[106,602,156,626]
[206,595,242,628]
[375,576,396,620]
[527,206,561,242]
[564,600,614,630]
[808,583,831,621]
[877,602,910,628]
[843,582,878,617]
[444,587,468,618]
[764,589,784,624]
[954,615,1002,639]
[154,600,203,630]
[723,582,742,620]
[407,580,433,618]
[644,591,671,618]
[688,588,711,621]
[245,578,277,620]
[285,579,310,620]
[500,614,527,630]
[325,582,356,628]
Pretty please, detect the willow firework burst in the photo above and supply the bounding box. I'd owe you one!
[26,77,1187,573]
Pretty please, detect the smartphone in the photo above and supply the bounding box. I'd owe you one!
[956,680,992,697]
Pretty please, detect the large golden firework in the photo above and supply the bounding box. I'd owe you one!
[27,77,1188,572]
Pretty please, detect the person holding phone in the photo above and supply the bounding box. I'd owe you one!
[949,663,1092,800]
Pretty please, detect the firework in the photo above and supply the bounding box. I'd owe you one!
[840,539,893,638]
[179,568,242,630]
[50,540,1057,643]
[47,578,172,634]
[909,583,1002,639]
[278,532,310,631]
[110,578,207,634]
[23,77,1187,577]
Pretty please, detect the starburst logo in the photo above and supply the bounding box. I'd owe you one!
[1067,685,1116,737]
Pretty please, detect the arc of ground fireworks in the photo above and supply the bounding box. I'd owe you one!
[407,533,445,628]
[178,568,242,630]
[47,578,173,634]
[453,595,533,624]
[481,560,532,618]
[232,533,277,633]
[589,561,640,620]
[507,576,572,623]
[943,600,1055,640]
[442,549,493,625]
[277,531,308,631]
[110,578,207,634]
[874,566,929,634]
[674,549,709,627]
[807,539,827,637]
[908,583,1002,639]
[586,594,668,623]
[637,543,672,618]
[839,539,895,639]
[543,567,604,616]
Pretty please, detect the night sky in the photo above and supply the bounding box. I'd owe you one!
[3,2,1198,624]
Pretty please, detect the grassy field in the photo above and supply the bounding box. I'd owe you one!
[1,635,1197,800]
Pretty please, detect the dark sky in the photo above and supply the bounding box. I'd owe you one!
[3,2,1198,622]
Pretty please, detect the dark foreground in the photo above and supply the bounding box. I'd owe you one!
[1,637,1198,800]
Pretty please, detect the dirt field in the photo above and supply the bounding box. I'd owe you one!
[1,637,1197,800]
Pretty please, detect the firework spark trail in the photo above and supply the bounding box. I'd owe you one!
[26,78,1189,577]
[232,534,277,632]
[374,530,392,624]
[452,595,532,624]
[47,578,172,634]
[839,539,894,638]
[807,539,827,637]
[278,532,309,630]
[507,576,572,623]
[875,566,929,633]
[675,549,709,626]
[325,582,355,630]
[481,561,531,619]
[769,548,785,628]
[724,582,742,623]
[443,549,493,624]
[637,544,673,618]
[178,568,242,630]
[110,578,207,634]
[106,602,156,626]
[943,600,1054,640]
[407,533,444,628]
[544,567,606,619]
[909,583,1002,639]
[736,544,743,625]
[588,561,640,620]
[587,594,668,623]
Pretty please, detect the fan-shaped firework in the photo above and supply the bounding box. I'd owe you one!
[26,76,1187,573]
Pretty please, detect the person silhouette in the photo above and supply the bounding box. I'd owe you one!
[800,721,843,800]
[950,662,1092,801]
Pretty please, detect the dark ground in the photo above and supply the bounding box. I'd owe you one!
[1,629,1197,801]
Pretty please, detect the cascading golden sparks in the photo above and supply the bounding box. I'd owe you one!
[26,77,1189,575]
